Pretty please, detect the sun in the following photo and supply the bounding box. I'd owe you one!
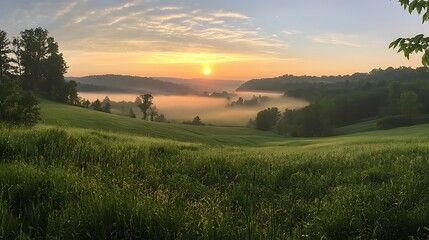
[203,67,212,76]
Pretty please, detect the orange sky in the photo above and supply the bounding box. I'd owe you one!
[3,0,427,80]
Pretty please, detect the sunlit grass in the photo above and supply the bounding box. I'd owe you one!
[1,100,429,239]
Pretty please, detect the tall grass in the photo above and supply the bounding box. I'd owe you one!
[1,125,429,239]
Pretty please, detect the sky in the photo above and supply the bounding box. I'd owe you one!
[0,0,428,80]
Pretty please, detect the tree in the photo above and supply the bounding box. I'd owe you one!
[154,113,167,122]
[101,96,111,113]
[18,28,68,100]
[0,30,12,78]
[11,38,23,77]
[129,108,136,118]
[91,99,102,111]
[103,102,111,113]
[389,1,429,66]
[67,80,79,105]
[135,96,142,105]
[255,107,280,131]
[83,99,91,108]
[138,94,153,120]
[149,106,158,121]
[192,115,204,125]
[399,91,423,116]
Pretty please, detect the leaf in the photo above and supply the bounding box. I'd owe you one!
[389,38,402,49]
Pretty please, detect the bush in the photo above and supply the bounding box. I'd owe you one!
[0,79,40,126]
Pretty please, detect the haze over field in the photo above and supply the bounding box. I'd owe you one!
[79,91,308,125]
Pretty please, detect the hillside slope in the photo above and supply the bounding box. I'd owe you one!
[68,75,197,95]
[3,101,429,239]
[157,77,245,92]
[237,67,429,92]
[40,99,429,147]
[40,99,284,146]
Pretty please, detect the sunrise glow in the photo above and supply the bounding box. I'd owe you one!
[2,1,426,79]
[203,67,212,76]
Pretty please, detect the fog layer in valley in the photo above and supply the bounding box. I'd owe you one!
[79,91,308,126]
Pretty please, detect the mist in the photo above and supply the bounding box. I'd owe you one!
[79,91,308,126]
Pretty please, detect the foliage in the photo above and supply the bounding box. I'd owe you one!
[390,0,429,66]
[67,80,79,105]
[149,106,158,121]
[0,28,77,104]
[276,104,328,137]
[399,91,424,116]
[91,99,102,111]
[138,94,153,120]
[0,78,40,126]
[270,67,429,137]
[101,96,111,113]
[255,107,280,131]
[154,113,167,122]
[0,30,12,78]
[228,95,270,107]
[128,108,136,118]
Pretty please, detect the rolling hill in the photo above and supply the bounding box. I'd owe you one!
[3,99,429,239]
[236,67,429,92]
[157,77,245,92]
[67,75,197,95]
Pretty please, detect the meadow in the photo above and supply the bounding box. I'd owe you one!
[1,100,429,239]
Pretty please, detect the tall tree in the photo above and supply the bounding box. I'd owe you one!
[0,30,12,78]
[138,94,153,120]
[390,1,429,66]
[19,28,68,99]
[11,38,23,77]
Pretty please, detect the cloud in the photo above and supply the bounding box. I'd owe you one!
[311,33,361,47]
[211,11,250,19]
[1,0,290,66]
[159,6,183,11]
[282,30,299,36]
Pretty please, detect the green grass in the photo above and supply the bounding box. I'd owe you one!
[1,100,429,239]
[333,119,378,135]
[40,99,284,146]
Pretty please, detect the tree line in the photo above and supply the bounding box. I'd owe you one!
[252,67,429,136]
[0,28,78,126]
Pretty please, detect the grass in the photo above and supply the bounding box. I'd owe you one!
[40,99,284,146]
[1,100,429,239]
[333,120,378,136]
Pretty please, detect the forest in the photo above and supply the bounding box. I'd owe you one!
[252,67,429,136]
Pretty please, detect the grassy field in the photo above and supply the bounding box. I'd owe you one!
[1,100,429,239]
[40,99,285,146]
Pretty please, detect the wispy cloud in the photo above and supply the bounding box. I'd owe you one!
[211,11,250,19]
[311,33,361,47]
[282,30,299,36]
[1,0,290,65]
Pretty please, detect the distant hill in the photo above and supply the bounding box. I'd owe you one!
[236,73,368,92]
[157,77,245,92]
[237,67,429,92]
[67,75,197,95]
